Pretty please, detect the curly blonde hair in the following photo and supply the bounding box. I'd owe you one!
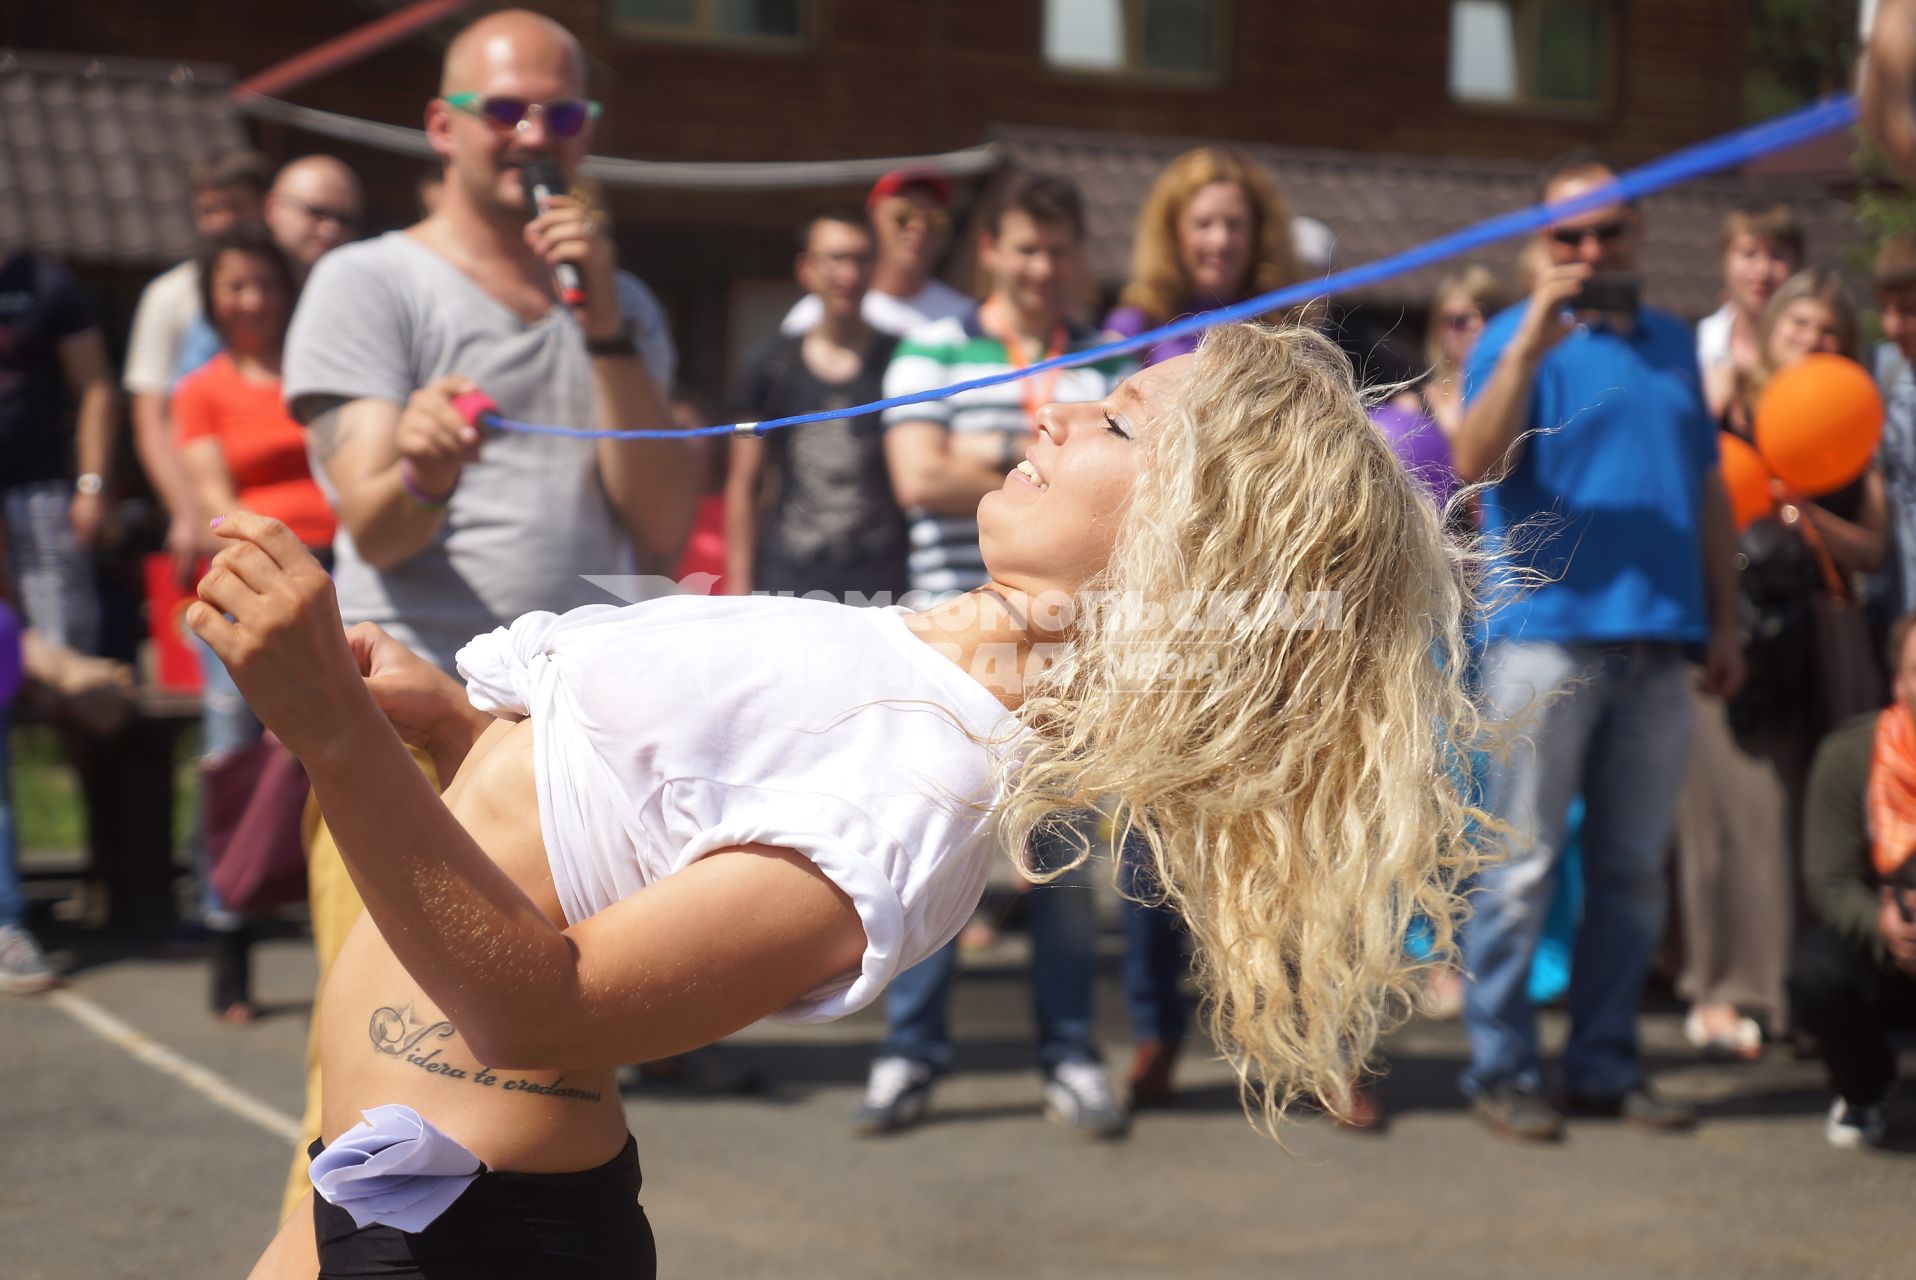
[1118,148,1299,325]
[997,322,1488,1135]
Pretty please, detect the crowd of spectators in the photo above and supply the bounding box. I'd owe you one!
[4,30,1915,1163]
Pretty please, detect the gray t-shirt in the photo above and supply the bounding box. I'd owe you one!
[284,231,677,672]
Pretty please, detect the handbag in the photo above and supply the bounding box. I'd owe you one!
[205,732,312,913]
[1728,515,1819,731]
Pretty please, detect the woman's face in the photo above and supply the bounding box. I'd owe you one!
[1768,297,1841,368]
[210,250,288,354]
[977,356,1191,598]
[1176,182,1255,302]
[1434,288,1486,367]
[1724,233,1794,319]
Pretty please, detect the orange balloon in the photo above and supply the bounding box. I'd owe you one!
[1753,353,1884,495]
[1718,432,1774,531]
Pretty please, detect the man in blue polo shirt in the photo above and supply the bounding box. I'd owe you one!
[1453,152,1744,1142]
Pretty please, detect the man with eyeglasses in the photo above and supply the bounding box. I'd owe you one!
[168,156,368,385]
[265,157,366,281]
[273,6,689,1220]
[1450,150,1745,1144]
[781,167,974,338]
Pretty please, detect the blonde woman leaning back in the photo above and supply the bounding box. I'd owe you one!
[208,323,1486,1279]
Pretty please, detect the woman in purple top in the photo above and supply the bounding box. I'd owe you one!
[1370,398,1461,509]
[1104,148,1299,368]
[1368,264,1509,511]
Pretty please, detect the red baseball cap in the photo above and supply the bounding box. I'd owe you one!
[867,166,954,211]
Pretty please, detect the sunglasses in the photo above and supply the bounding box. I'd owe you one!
[887,205,951,235]
[443,92,603,138]
[1549,219,1630,248]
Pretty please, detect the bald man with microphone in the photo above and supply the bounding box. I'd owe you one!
[273,7,691,1217]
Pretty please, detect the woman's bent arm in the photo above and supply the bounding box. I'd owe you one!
[303,712,866,1068]
[192,514,868,1069]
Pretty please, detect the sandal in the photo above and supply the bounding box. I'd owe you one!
[1683,1007,1762,1061]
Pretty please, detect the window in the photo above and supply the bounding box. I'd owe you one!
[1448,0,1612,110]
[610,0,808,46]
[1044,0,1221,79]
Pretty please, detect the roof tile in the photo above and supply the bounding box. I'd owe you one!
[0,50,246,267]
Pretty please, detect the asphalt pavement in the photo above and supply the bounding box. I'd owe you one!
[3,909,1913,1279]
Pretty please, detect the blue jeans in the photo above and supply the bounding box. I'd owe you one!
[1118,836,1188,1045]
[193,634,262,930]
[1460,640,1695,1099]
[3,479,99,655]
[878,819,1103,1073]
[195,633,261,760]
[0,709,22,930]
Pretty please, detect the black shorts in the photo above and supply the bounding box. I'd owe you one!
[310,1135,655,1278]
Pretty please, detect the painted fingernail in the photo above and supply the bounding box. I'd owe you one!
[209,515,223,529]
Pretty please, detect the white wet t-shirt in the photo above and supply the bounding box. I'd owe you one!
[455,594,1015,1023]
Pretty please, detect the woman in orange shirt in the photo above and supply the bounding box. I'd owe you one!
[172,227,336,1023]
[173,231,336,555]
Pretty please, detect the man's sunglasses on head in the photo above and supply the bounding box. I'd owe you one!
[444,93,603,138]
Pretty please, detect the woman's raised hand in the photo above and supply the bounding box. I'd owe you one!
[186,513,375,762]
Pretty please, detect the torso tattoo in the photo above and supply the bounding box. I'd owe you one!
[367,1004,602,1103]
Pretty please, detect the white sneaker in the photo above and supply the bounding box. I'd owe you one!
[1825,1097,1888,1149]
[0,924,58,995]
[1043,1060,1130,1138]
[852,1056,934,1135]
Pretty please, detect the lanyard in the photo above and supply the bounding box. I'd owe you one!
[980,298,1069,428]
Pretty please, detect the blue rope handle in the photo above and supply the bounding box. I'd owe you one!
[486,94,1860,443]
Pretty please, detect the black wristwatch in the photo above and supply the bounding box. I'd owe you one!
[584,319,638,358]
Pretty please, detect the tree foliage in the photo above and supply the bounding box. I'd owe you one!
[1744,0,1862,122]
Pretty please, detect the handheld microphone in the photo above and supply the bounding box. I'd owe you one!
[522,159,586,309]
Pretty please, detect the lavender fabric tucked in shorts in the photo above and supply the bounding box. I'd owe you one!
[309,1104,484,1232]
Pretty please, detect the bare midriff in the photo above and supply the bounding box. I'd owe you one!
[317,717,631,1173]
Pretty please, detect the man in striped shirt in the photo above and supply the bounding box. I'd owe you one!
[856,173,1137,1139]
[882,172,1136,599]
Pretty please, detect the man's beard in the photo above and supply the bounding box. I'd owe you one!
[461,156,540,224]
